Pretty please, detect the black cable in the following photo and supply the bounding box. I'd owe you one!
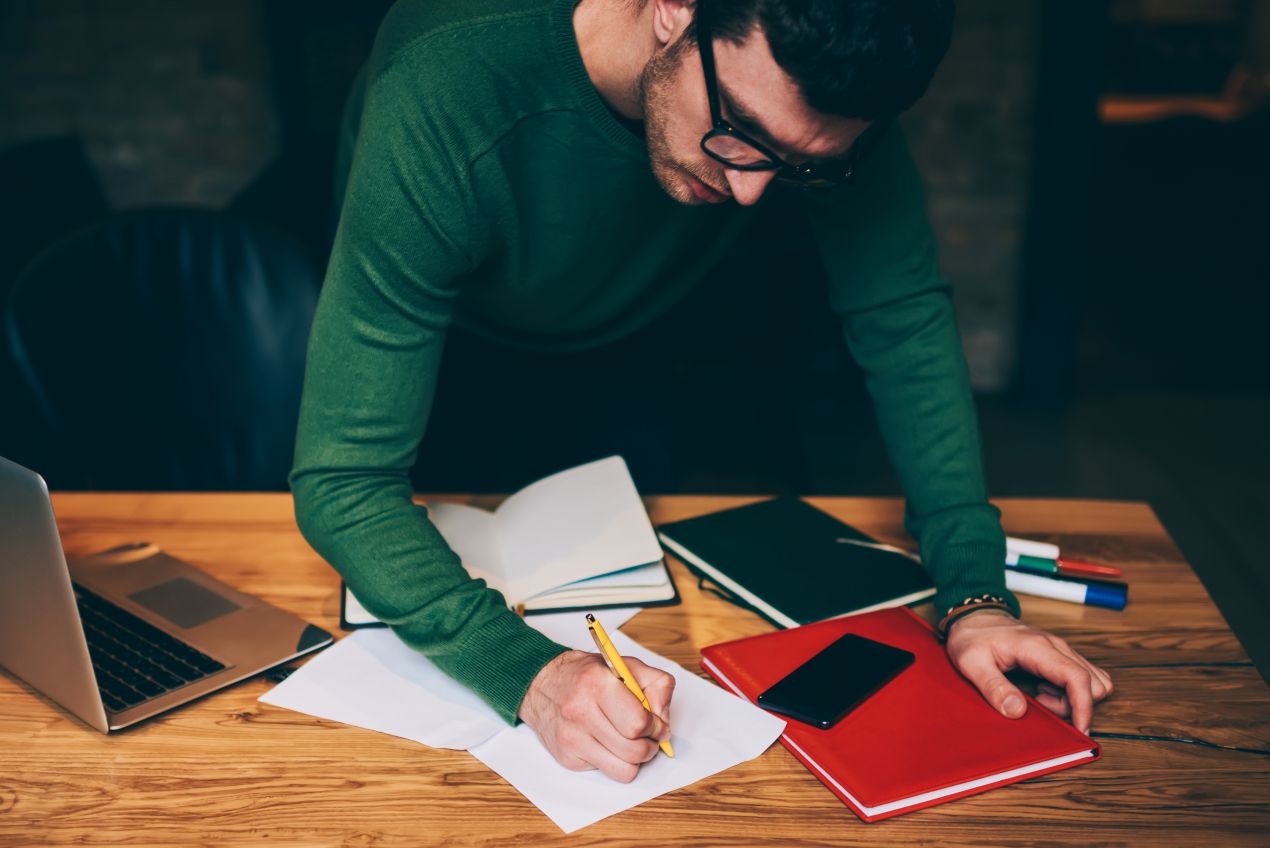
[696,574,744,606]
[696,574,767,617]
[1089,731,1270,757]
[1105,661,1254,669]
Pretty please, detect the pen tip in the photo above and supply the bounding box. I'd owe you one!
[585,613,595,623]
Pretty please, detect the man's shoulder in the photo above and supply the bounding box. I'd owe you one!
[367,0,556,85]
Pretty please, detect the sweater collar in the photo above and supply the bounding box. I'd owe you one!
[551,0,649,160]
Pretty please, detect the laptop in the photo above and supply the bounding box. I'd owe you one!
[0,455,333,732]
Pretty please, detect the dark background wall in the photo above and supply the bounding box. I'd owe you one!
[0,0,277,207]
[1,1,1268,675]
[0,0,1038,390]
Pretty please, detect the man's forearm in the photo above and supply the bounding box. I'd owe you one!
[839,286,1019,617]
[290,465,567,724]
[291,144,567,723]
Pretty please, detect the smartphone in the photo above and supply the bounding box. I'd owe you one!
[756,633,914,729]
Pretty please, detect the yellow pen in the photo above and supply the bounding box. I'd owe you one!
[586,613,674,758]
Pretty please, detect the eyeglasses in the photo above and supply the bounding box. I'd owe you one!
[694,1,858,189]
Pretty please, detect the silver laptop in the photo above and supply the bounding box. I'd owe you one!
[0,455,332,732]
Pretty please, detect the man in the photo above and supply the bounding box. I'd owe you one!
[291,0,1113,784]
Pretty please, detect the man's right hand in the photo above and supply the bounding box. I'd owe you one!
[518,649,675,783]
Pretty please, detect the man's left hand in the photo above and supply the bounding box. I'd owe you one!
[944,610,1113,734]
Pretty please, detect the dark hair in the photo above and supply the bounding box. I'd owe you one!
[698,0,956,120]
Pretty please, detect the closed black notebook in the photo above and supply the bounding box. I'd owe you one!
[657,497,935,628]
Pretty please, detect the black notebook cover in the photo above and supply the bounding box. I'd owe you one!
[657,497,935,628]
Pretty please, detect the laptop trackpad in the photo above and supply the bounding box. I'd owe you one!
[128,577,242,629]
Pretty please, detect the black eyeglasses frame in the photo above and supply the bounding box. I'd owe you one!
[693,2,860,189]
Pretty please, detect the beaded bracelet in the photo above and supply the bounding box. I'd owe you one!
[937,593,1013,638]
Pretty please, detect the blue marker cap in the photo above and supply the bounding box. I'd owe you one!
[1083,581,1128,611]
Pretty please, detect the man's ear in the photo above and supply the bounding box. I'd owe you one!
[651,0,696,48]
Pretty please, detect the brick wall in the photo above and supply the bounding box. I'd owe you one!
[905,1,1041,392]
[0,0,277,208]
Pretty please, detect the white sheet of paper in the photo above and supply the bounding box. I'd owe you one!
[258,627,505,749]
[468,629,787,834]
[257,608,643,750]
[256,607,785,834]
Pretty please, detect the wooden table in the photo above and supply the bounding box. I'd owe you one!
[3,494,1269,846]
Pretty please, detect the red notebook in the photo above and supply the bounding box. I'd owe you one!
[700,607,1100,822]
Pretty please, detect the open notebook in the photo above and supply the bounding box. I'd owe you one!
[341,456,678,627]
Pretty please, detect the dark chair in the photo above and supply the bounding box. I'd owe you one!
[2,208,320,490]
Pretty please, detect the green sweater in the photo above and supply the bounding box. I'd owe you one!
[291,0,1019,725]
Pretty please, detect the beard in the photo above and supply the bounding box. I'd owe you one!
[638,35,721,205]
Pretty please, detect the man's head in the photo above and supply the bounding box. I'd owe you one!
[636,0,955,206]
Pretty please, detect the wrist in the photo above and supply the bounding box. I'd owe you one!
[937,593,1014,638]
[946,606,1015,635]
[518,649,572,726]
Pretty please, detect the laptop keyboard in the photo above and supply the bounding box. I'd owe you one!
[73,584,227,713]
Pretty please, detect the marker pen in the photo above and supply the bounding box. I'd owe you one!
[1005,570,1128,611]
[1006,551,1124,579]
[1005,536,1060,560]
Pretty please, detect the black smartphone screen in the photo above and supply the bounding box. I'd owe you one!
[756,633,914,729]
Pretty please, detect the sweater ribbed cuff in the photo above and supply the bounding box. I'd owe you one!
[926,541,1021,620]
[429,612,569,725]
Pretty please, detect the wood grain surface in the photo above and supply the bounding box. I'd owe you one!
[2,494,1268,846]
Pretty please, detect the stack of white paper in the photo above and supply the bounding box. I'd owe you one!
[259,610,785,832]
[258,610,641,750]
[468,626,785,832]
[258,626,506,749]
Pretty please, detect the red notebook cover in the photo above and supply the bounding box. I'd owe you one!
[700,607,1100,822]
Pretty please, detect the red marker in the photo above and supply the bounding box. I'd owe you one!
[1056,558,1123,579]
[1006,552,1123,579]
